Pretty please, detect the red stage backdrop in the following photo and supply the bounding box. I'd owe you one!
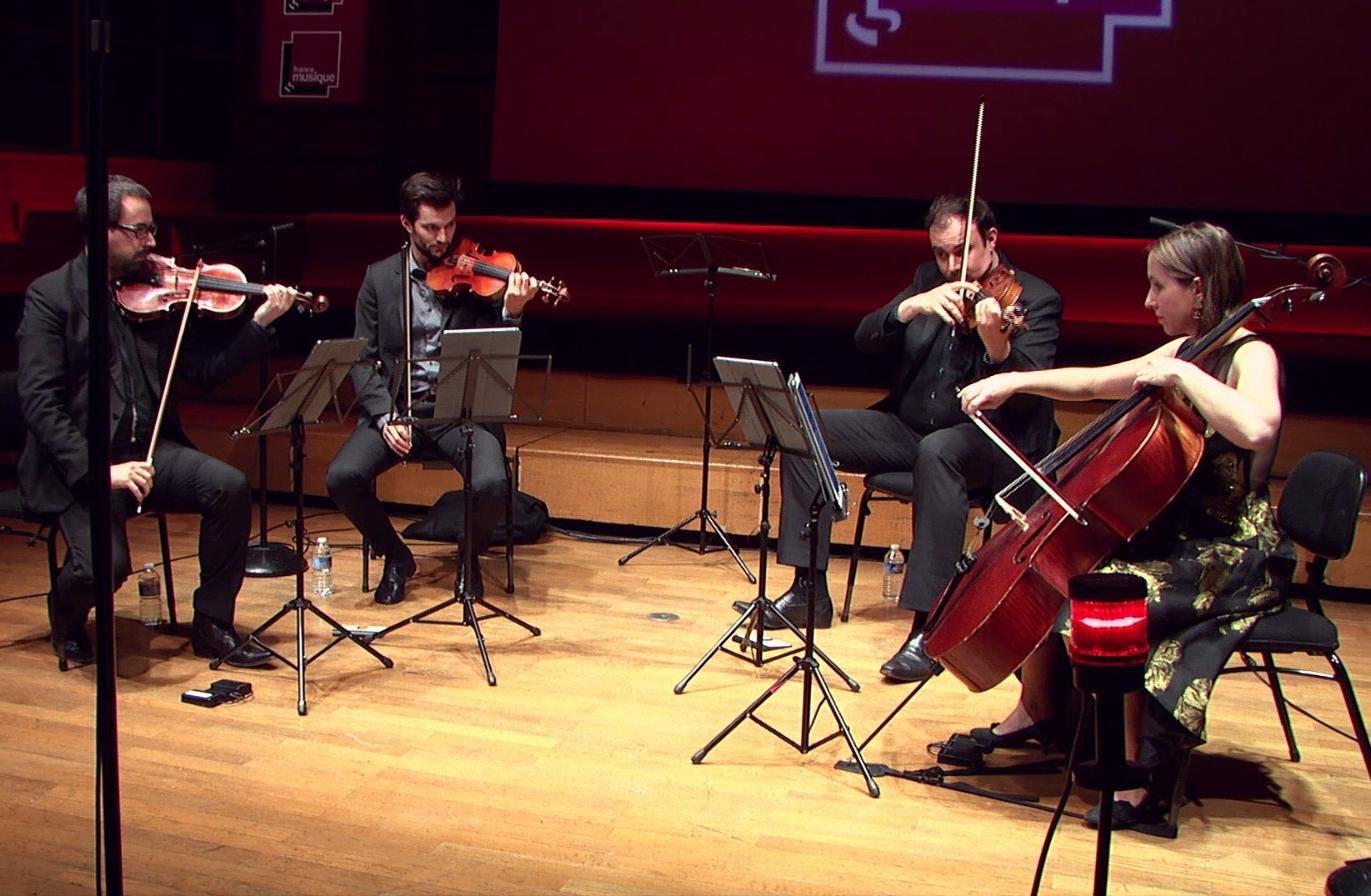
[492,0,1369,215]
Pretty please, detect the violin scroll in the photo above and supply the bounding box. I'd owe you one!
[536,276,570,307]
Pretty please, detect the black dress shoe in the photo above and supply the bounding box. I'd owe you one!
[49,597,94,670]
[191,615,273,668]
[880,633,939,682]
[455,554,484,599]
[759,587,833,631]
[374,546,417,605]
[1084,798,1148,831]
[52,630,95,669]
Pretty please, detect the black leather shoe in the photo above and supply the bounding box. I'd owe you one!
[759,587,833,630]
[49,597,94,670]
[52,630,95,669]
[1084,799,1147,831]
[880,633,939,682]
[455,554,484,599]
[375,545,417,605]
[191,615,273,668]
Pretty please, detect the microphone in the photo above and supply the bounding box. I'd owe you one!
[1148,216,1183,232]
[189,222,298,256]
[253,221,296,249]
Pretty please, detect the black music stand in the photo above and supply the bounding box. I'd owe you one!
[368,327,543,686]
[213,338,394,715]
[674,357,860,693]
[691,373,879,797]
[618,234,775,583]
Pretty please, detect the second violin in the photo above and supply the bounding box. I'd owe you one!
[426,238,569,306]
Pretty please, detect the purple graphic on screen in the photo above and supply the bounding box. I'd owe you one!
[815,0,1173,84]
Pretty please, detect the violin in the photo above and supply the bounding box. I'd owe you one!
[426,238,569,306]
[959,264,1028,336]
[114,254,327,319]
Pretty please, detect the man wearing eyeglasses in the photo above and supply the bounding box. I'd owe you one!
[16,174,296,670]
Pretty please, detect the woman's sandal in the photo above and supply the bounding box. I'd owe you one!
[968,719,1058,752]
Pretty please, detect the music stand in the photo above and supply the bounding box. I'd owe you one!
[691,373,879,797]
[617,234,775,582]
[214,337,394,715]
[369,327,542,686]
[674,357,860,694]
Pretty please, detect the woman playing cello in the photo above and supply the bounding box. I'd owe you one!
[955,222,1294,829]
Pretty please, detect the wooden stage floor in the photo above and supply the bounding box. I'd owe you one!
[2,506,1369,895]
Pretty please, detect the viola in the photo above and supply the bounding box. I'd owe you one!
[959,264,1027,336]
[114,254,327,319]
[426,238,569,306]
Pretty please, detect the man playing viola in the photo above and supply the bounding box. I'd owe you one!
[759,195,1062,682]
[326,172,540,606]
[17,175,296,669]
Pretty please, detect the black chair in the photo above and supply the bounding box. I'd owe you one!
[840,471,992,623]
[0,371,179,670]
[1218,450,1371,781]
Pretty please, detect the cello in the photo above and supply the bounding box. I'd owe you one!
[922,255,1348,692]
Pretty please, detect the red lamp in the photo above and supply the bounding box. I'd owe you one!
[1068,572,1149,669]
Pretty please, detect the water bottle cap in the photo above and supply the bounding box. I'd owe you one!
[317,536,327,545]
[889,544,899,551]
[143,562,155,571]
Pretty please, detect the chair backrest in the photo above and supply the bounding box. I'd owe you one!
[1277,451,1368,561]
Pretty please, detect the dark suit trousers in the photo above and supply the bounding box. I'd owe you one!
[326,420,507,557]
[777,409,1009,613]
[54,440,251,626]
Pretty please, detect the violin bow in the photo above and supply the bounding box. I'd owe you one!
[137,260,204,513]
[958,98,987,289]
[401,241,414,425]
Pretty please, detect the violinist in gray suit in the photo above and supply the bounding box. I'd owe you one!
[325,172,539,606]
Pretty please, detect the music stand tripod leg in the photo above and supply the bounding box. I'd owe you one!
[368,423,540,686]
[213,414,392,714]
[617,510,704,564]
[675,441,796,693]
[696,508,756,584]
[690,496,879,797]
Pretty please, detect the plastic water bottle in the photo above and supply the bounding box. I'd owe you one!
[138,562,163,626]
[311,536,333,598]
[882,544,906,601]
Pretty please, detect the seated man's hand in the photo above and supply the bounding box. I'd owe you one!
[111,460,155,502]
[381,421,412,457]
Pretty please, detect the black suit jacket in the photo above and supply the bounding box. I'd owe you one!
[852,254,1062,461]
[16,254,272,514]
[350,249,513,428]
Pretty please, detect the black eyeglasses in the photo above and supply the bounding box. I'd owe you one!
[113,222,158,239]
